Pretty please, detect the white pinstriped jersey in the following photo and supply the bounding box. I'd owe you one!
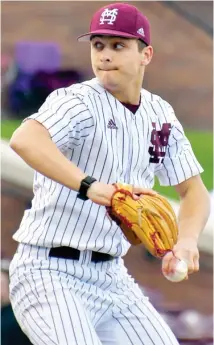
[13,78,203,256]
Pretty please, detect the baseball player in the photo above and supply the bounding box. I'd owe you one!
[9,3,210,345]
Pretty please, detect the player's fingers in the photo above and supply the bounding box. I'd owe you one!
[187,263,195,274]
[162,252,174,275]
[193,256,200,273]
[132,187,157,197]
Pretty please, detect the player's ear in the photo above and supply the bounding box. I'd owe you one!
[140,46,153,66]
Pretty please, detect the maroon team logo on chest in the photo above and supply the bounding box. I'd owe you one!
[148,122,171,163]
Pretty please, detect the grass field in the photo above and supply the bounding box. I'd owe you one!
[1,119,23,140]
[155,130,213,199]
[1,119,213,200]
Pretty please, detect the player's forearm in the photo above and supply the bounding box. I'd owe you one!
[10,121,86,191]
[177,184,210,242]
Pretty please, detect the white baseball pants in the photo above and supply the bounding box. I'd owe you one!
[9,244,179,345]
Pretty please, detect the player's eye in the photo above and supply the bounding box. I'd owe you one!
[93,42,104,50]
[113,43,125,50]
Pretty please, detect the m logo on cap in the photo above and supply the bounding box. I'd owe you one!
[100,8,118,25]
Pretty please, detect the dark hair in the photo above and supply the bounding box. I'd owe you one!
[138,40,147,52]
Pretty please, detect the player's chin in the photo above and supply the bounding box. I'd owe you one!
[98,73,119,91]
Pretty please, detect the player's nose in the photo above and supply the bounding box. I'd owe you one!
[100,52,113,63]
[100,55,112,62]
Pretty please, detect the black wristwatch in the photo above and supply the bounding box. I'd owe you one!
[77,176,97,201]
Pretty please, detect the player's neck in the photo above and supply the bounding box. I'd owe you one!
[108,83,142,105]
[107,76,143,105]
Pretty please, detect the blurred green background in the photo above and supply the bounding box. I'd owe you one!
[1,119,212,200]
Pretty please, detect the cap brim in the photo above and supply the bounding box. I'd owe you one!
[77,29,139,42]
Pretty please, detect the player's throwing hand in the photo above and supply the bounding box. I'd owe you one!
[162,238,200,278]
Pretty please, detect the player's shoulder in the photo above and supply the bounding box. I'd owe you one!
[37,81,94,117]
[141,88,177,123]
[141,88,170,106]
[46,78,101,104]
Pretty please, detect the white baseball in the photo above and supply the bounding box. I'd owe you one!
[163,259,188,282]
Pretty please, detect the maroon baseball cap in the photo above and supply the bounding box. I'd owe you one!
[77,3,151,46]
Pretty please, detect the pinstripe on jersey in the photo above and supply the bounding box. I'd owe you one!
[13,78,203,256]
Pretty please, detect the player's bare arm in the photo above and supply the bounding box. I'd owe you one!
[10,119,87,191]
[175,175,210,242]
[162,175,210,277]
[10,119,115,205]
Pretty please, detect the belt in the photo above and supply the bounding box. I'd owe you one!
[49,246,114,263]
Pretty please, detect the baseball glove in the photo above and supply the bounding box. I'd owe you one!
[107,183,178,258]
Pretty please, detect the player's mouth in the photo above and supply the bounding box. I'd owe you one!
[98,67,118,71]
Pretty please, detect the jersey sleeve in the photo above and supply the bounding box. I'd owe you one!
[24,88,94,152]
[155,103,203,186]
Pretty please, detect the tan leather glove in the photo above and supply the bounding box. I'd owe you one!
[107,183,178,258]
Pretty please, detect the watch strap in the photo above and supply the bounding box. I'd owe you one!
[77,176,97,201]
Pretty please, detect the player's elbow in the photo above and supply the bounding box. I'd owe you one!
[10,121,35,154]
[10,119,49,154]
[10,126,27,154]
